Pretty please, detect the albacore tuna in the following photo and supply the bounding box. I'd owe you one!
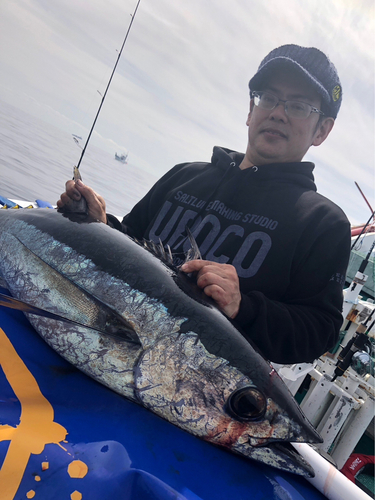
[0,208,322,476]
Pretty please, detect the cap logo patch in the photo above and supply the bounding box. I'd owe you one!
[332,85,341,102]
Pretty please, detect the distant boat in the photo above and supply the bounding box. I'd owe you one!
[72,134,83,140]
[115,152,128,164]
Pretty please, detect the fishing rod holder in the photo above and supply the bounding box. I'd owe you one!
[342,271,368,320]
[275,299,375,471]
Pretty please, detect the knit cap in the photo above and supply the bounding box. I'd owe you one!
[249,44,342,118]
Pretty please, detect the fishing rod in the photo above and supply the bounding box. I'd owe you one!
[355,181,374,216]
[331,312,375,382]
[351,182,375,250]
[76,0,141,171]
[351,209,375,251]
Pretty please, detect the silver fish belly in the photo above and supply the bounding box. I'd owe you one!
[0,208,322,477]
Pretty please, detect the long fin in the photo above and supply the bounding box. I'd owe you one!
[5,234,142,344]
[0,292,140,345]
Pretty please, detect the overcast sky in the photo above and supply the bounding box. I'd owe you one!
[0,0,374,225]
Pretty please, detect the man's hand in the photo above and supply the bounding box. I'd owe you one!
[180,260,241,319]
[56,179,107,224]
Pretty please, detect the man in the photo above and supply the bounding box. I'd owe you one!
[58,44,351,364]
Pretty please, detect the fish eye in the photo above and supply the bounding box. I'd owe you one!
[226,386,267,421]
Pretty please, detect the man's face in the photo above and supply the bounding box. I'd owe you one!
[245,68,334,166]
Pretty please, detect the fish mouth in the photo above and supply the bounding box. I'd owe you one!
[257,441,315,477]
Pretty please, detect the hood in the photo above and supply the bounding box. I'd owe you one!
[210,146,317,191]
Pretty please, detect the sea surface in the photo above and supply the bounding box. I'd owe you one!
[0,100,157,216]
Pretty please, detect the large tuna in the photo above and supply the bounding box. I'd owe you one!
[0,208,322,477]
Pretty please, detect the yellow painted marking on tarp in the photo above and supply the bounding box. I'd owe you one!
[68,460,89,479]
[0,327,68,499]
[57,442,69,453]
[71,491,83,500]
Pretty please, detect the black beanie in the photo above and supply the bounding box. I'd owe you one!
[249,44,342,119]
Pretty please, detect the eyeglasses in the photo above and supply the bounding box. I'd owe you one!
[252,91,324,119]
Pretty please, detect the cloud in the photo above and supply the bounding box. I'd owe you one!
[0,0,373,224]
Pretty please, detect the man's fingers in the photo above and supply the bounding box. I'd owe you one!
[181,260,241,319]
[57,192,74,208]
[65,180,81,199]
[180,259,208,273]
[57,180,107,224]
[202,283,225,302]
[75,181,106,209]
[196,271,223,290]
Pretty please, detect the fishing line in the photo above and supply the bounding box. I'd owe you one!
[76,0,141,171]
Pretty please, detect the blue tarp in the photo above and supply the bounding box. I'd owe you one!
[0,286,326,500]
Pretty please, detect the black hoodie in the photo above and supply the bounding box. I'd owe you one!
[107,147,351,364]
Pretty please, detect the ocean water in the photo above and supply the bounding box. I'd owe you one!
[0,100,157,216]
